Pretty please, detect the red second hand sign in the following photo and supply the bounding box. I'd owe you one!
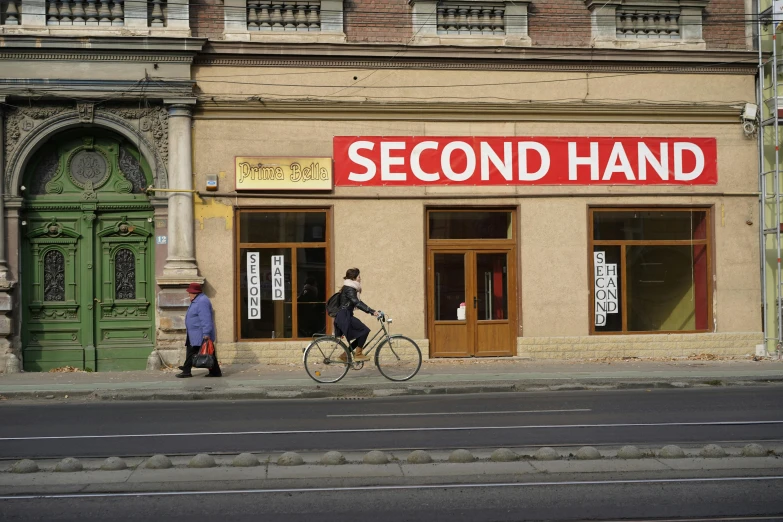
[333,136,718,186]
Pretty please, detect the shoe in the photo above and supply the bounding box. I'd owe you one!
[178,366,186,371]
[353,349,370,362]
[175,372,192,378]
[336,352,348,362]
[205,373,222,377]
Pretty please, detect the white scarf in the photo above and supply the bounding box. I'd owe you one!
[343,278,362,299]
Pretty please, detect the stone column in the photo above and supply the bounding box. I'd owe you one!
[160,99,200,282]
[0,98,9,283]
[155,100,201,369]
[0,97,19,373]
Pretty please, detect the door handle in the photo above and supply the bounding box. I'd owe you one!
[473,296,477,308]
[94,298,102,304]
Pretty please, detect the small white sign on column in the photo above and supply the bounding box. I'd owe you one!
[272,255,285,301]
[247,252,261,319]
[594,251,619,327]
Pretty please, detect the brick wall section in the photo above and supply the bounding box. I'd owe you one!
[191,0,225,40]
[345,0,412,43]
[527,0,592,47]
[188,0,747,48]
[703,0,748,50]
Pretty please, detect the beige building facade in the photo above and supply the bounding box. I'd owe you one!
[0,0,760,371]
[190,50,761,365]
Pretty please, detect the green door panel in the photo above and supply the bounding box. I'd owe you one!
[21,131,155,372]
[94,212,155,371]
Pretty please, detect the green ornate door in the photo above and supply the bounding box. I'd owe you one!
[22,131,155,371]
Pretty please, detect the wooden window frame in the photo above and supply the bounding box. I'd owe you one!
[427,208,517,247]
[234,208,332,342]
[588,206,713,335]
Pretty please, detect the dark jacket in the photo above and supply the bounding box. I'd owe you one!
[338,285,375,315]
[334,285,375,340]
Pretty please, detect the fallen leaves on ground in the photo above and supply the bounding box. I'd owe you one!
[686,353,719,361]
[48,366,85,373]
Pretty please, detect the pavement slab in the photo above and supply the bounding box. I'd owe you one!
[0,359,782,401]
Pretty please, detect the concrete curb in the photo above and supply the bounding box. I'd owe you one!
[3,444,780,474]
[2,376,783,402]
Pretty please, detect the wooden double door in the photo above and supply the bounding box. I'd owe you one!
[20,131,156,371]
[428,249,517,357]
[22,210,156,371]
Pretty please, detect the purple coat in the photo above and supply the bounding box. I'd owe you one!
[185,293,216,347]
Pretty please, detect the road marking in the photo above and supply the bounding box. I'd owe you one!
[1,420,782,441]
[326,408,592,418]
[0,475,780,501]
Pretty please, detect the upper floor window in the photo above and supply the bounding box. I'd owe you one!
[0,0,190,34]
[585,0,708,50]
[224,0,345,42]
[410,0,531,46]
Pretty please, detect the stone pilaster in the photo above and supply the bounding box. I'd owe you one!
[154,99,202,369]
[159,99,200,283]
[0,99,19,373]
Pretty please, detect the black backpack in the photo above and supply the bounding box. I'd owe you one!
[326,290,342,317]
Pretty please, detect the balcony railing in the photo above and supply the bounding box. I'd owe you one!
[0,0,186,31]
[246,1,321,31]
[437,3,504,35]
[1,0,21,24]
[46,0,125,26]
[615,10,680,39]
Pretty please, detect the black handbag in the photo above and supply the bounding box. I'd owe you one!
[192,339,215,369]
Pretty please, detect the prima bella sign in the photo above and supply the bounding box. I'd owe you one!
[235,157,333,191]
[334,137,717,186]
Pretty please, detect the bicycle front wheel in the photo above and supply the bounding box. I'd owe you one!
[304,337,350,383]
[375,335,422,382]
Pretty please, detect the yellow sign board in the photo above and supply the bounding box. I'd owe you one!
[235,157,333,191]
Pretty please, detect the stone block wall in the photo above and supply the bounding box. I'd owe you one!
[217,338,431,364]
[517,332,762,360]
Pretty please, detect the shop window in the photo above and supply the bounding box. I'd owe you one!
[237,210,329,340]
[590,208,711,334]
[429,210,512,240]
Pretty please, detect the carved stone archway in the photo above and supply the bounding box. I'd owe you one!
[5,106,169,196]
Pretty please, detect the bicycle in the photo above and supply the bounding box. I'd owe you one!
[302,311,422,383]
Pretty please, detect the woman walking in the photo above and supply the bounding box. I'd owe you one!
[334,268,380,361]
[177,283,222,378]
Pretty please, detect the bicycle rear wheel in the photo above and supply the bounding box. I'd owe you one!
[375,335,422,382]
[304,337,350,383]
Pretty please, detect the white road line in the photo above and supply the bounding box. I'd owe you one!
[326,408,592,418]
[0,475,781,501]
[1,420,782,441]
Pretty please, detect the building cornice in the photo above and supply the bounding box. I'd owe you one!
[0,79,195,100]
[0,35,207,53]
[196,42,757,74]
[194,99,745,123]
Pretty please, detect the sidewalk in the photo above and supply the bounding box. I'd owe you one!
[0,358,782,401]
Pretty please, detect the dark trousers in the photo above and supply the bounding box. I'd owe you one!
[182,338,222,376]
[339,317,370,350]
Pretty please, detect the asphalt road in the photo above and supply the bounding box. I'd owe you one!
[2,474,782,521]
[1,387,781,459]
